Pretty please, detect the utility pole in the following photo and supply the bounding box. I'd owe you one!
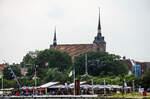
[74,69,75,96]
[132,80,135,93]
[85,53,88,74]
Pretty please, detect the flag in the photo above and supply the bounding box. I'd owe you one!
[0,74,2,79]
[124,82,127,87]
[124,80,127,88]
[33,88,35,95]
[33,72,37,80]
[0,72,3,79]
[26,88,28,95]
[65,83,68,89]
[45,62,49,67]
[68,69,75,77]
[39,87,42,95]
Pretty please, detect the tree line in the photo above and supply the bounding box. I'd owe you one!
[1,49,150,90]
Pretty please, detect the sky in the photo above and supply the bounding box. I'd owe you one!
[0,0,150,64]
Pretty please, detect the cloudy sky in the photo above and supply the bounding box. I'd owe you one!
[0,0,150,64]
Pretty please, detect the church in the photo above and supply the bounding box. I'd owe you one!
[50,10,106,60]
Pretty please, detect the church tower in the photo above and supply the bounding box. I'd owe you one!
[93,9,106,51]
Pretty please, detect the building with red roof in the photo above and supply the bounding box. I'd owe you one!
[50,10,106,60]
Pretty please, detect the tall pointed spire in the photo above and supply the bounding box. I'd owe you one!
[93,8,105,43]
[53,26,57,48]
[54,26,56,41]
[98,7,101,31]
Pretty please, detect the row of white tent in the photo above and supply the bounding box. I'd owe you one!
[50,85,123,89]
[21,82,131,90]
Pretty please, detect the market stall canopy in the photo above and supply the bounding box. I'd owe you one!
[38,82,61,88]
[69,81,90,86]
[21,86,36,90]
[49,85,66,89]
[69,81,91,88]
[0,88,14,91]
[78,85,123,89]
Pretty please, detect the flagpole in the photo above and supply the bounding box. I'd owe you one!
[124,79,126,94]
[92,79,94,95]
[104,79,106,95]
[2,72,3,97]
[34,65,38,95]
[34,68,36,86]
[74,68,75,96]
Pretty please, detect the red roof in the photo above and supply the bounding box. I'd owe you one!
[122,59,133,71]
[51,44,93,60]
[0,64,7,74]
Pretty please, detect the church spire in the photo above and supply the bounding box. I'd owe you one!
[93,8,105,44]
[98,8,101,31]
[53,27,57,48]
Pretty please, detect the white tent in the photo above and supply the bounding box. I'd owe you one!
[21,86,36,90]
[49,85,66,89]
[69,81,91,88]
[38,82,60,88]
[38,82,62,94]
[80,85,92,89]
[111,85,122,89]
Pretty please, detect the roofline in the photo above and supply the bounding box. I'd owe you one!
[50,44,93,46]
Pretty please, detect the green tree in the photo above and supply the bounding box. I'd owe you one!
[35,49,72,72]
[79,74,93,81]
[43,68,67,83]
[0,79,18,88]
[110,76,121,85]
[3,65,21,80]
[20,78,39,86]
[23,49,72,81]
[142,69,150,89]
[74,51,128,76]
[21,50,39,68]
[124,74,142,87]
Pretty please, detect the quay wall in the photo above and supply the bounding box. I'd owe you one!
[0,96,144,99]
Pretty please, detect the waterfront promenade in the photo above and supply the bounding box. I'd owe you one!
[0,95,148,99]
